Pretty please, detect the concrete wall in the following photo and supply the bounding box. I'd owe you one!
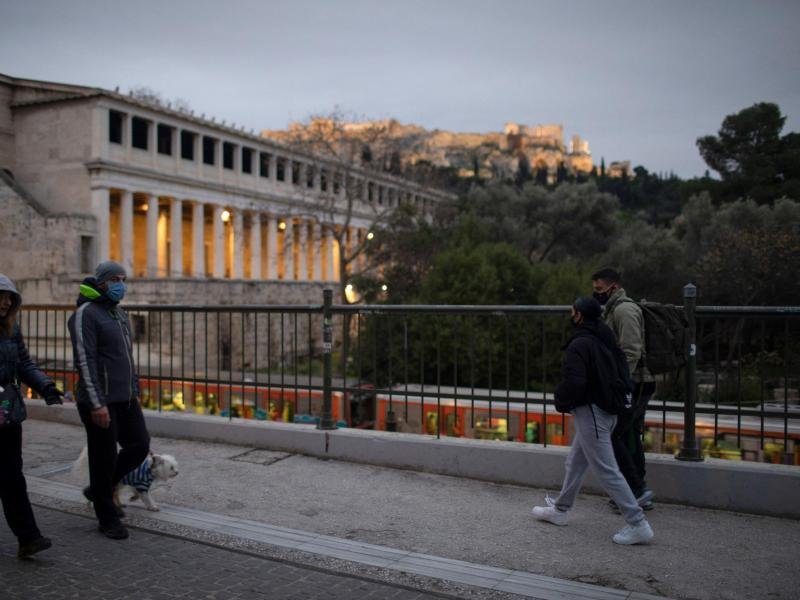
[12,100,94,214]
[0,176,96,280]
[27,400,800,519]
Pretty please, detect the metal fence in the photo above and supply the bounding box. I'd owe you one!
[18,290,800,466]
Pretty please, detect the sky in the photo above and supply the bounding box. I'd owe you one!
[1,0,798,178]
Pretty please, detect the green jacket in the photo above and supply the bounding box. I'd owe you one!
[602,288,654,383]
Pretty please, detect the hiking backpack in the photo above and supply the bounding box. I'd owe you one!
[637,301,688,375]
[589,335,634,415]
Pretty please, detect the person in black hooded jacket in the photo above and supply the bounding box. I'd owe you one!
[67,261,150,540]
[0,273,63,558]
[531,297,654,545]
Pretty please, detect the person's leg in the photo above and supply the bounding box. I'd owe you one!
[553,413,590,511]
[78,403,120,527]
[111,400,150,485]
[632,383,656,488]
[611,416,644,494]
[580,405,645,526]
[0,424,42,543]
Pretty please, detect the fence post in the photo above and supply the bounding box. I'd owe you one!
[318,288,336,430]
[677,282,703,461]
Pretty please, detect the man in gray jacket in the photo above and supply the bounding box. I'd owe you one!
[591,267,656,510]
[68,261,150,539]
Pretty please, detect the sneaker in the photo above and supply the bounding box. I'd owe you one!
[98,522,129,540]
[17,536,52,558]
[608,489,655,513]
[532,505,569,526]
[612,520,654,545]
[84,486,126,519]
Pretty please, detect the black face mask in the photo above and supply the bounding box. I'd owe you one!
[593,288,613,305]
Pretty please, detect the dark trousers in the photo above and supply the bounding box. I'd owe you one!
[78,401,150,527]
[611,382,656,495]
[0,423,42,543]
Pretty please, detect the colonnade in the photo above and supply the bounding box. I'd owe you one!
[94,187,368,282]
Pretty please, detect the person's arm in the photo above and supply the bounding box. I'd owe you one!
[555,340,589,411]
[614,303,644,374]
[14,326,61,403]
[72,306,110,426]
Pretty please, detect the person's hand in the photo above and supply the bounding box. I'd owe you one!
[43,385,64,406]
[91,406,110,428]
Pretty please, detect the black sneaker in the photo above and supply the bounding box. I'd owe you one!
[18,536,52,558]
[83,486,126,518]
[98,523,129,540]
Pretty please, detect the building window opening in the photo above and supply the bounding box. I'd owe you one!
[306,166,315,188]
[109,110,124,144]
[259,152,271,178]
[320,169,328,192]
[202,136,216,165]
[242,147,254,174]
[131,117,149,150]
[157,124,173,155]
[80,236,94,273]
[181,130,196,160]
[291,162,301,185]
[276,158,286,181]
[223,142,235,170]
[333,173,341,195]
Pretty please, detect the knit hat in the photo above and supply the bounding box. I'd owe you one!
[573,296,602,321]
[95,260,127,285]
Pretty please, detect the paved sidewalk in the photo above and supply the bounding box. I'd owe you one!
[1,506,442,600]
[9,419,800,600]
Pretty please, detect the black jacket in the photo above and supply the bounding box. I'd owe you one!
[554,319,618,413]
[0,274,53,393]
[67,278,139,409]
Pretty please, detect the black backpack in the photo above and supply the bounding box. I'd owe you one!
[589,334,634,415]
[637,301,688,375]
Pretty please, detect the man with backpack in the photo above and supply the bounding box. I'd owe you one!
[591,267,656,511]
[531,297,654,545]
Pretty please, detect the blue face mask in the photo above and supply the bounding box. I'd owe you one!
[106,281,127,302]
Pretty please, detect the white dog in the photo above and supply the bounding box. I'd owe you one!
[74,447,179,512]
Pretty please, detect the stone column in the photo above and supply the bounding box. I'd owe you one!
[146,194,159,277]
[192,201,205,277]
[169,197,183,277]
[284,219,295,280]
[362,178,369,203]
[327,226,337,282]
[212,205,225,278]
[312,222,322,281]
[269,154,277,181]
[249,212,262,279]
[119,189,134,275]
[297,219,308,281]
[90,187,110,264]
[313,167,321,191]
[271,216,282,280]
[232,209,244,279]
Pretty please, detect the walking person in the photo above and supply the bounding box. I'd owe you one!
[0,274,64,557]
[531,297,654,545]
[591,267,656,509]
[68,261,150,540]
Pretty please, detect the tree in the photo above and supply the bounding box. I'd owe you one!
[696,102,800,203]
[277,110,434,303]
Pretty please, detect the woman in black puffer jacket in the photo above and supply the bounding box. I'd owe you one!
[0,273,63,558]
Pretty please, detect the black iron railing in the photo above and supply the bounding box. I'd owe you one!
[18,293,800,465]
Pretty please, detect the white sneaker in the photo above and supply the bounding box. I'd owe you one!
[532,505,568,526]
[612,519,654,545]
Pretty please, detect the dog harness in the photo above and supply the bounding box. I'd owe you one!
[121,457,154,492]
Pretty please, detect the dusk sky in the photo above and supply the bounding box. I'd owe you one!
[1,0,798,178]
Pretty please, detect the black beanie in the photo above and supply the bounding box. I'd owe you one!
[573,296,602,321]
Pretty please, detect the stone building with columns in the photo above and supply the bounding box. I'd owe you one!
[0,73,451,306]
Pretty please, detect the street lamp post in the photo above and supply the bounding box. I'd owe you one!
[677,282,703,461]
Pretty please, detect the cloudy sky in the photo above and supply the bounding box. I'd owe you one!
[2,0,798,178]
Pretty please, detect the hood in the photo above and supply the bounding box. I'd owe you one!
[568,318,617,350]
[0,273,22,313]
[77,277,113,306]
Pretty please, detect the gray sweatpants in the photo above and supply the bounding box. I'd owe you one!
[554,403,645,525]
